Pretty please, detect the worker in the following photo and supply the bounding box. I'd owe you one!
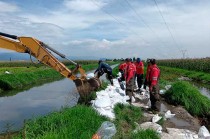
[134,58,144,91]
[149,59,160,111]
[143,59,152,90]
[118,60,127,90]
[94,59,113,85]
[119,60,127,80]
[124,58,136,103]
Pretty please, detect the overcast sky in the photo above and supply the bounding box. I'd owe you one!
[0,0,210,59]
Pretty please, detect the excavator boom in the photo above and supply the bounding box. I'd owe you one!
[0,32,101,99]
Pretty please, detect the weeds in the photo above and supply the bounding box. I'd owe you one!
[164,81,210,116]
[131,129,160,139]
[13,105,108,139]
[113,103,143,138]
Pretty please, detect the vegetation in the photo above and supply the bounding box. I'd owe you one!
[13,105,108,139]
[164,81,210,117]
[113,103,159,139]
[159,66,210,83]
[112,64,119,77]
[0,64,98,93]
[158,58,210,73]
[131,129,160,139]
[0,60,98,67]
[12,102,159,139]
[113,103,143,138]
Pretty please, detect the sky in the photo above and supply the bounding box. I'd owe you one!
[0,0,210,59]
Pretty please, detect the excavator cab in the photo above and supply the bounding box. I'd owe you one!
[0,32,101,99]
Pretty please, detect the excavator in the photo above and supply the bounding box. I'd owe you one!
[0,32,101,99]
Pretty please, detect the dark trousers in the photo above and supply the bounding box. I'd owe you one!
[136,74,143,89]
[150,84,160,110]
[126,76,135,103]
[143,79,148,89]
[97,70,113,85]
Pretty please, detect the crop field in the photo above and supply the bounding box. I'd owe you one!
[158,58,210,73]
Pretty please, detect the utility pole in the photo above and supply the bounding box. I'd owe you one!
[180,50,187,59]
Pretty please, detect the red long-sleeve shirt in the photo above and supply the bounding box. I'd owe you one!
[134,61,144,74]
[119,63,127,71]
[146,64,152,81]
[125,62,136,82]
[149,64,160,86]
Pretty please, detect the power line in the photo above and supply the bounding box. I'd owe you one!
[152,0,181,52]
[91,0,149,44]
[123,0,169,58]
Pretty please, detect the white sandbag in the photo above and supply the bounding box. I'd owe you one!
[165,110,175,119]
[160,89,166,95]
[139,122,162,134]
[117,72,122,77]
[131,96,136,103]
[94,97,111,108]
[95,108,115,119]
[152,114,162,123]
[86,73,95,78]
[198,126,210,138]
[165,85,172,90]
[166,128,197,139]
[96,90,109,97]
[5,71,11,74]
[140,88,146,92]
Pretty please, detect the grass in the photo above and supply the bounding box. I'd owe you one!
[131,129,160,139]
[12,103,159,139]
[112,65,120,77]
[112,103,159,139]
[13,105,108,139]
[164,81,210,117]
[0,63,100,93]
[160,66,210,83]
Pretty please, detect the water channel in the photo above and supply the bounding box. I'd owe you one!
[0,66,113,133]
[0,64,209,133]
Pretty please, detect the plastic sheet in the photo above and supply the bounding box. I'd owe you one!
[164,110,175,119]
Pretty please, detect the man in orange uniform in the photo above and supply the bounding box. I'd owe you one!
[134,58,144,91]
[124,58,136,103]
[143,59,152,89]
[149,59,160,111]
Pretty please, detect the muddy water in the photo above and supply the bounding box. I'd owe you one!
[191,82,210,99]
[0,65,117,133]
[160,102,190,127]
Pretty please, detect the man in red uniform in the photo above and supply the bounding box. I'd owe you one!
[118,61,127,90]
[134,58,144,91]
[124,58,136,103]
[119,61,127,81]
[149,59,160,111]
[143,59,152,89]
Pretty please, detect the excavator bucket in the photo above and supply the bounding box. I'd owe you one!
[74,77,101,99]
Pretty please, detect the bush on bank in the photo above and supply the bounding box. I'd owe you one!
[164,81,210,117]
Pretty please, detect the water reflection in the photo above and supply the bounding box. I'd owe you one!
[0,64,118,133]
[0,78,79,132]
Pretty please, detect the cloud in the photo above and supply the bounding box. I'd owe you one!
[0,0,210,59]
[64,0,106,12]
[0,1,19,13]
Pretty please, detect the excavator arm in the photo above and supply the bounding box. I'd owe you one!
[0,32,101,98]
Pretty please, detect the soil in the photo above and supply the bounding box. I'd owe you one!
[132,93,202,133]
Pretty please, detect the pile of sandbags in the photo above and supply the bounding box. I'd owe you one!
[91,79,129,119]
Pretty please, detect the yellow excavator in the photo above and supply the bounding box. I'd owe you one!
[0,32,101,99]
